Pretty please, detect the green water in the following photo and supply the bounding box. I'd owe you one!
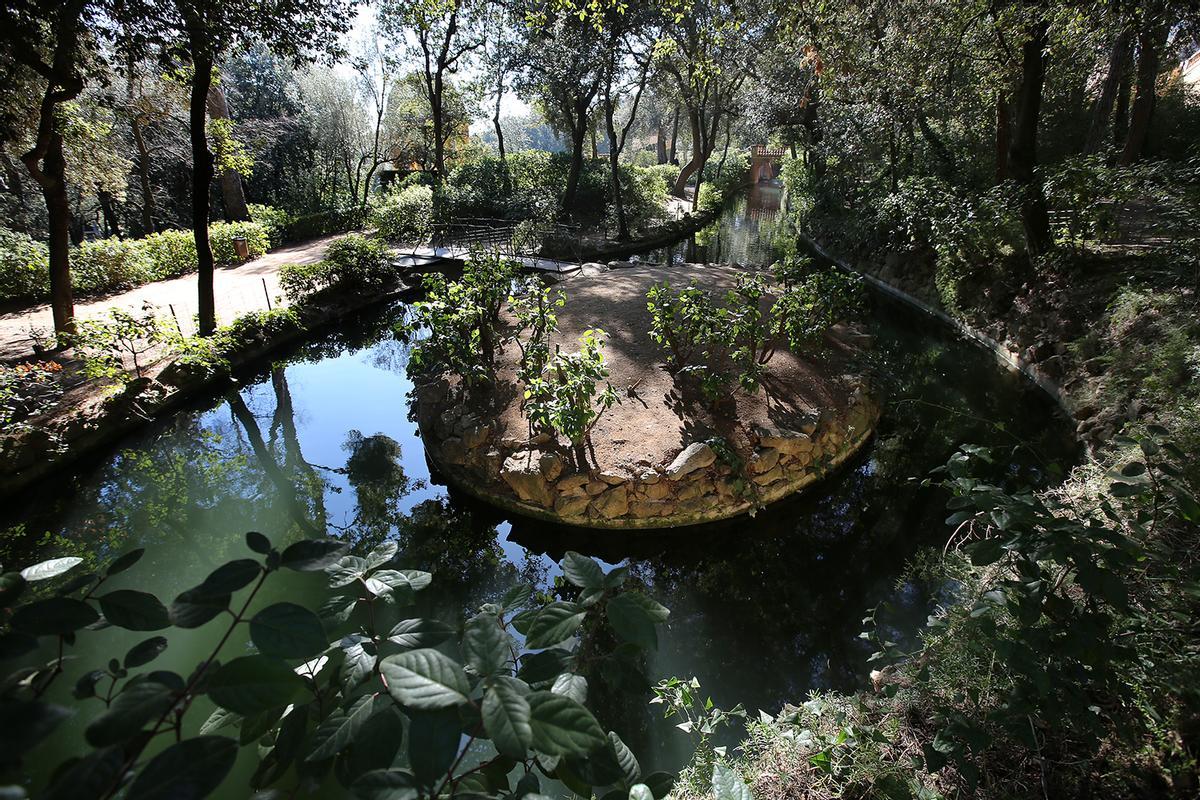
[1,192,1078,795]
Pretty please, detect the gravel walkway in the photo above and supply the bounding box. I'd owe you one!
[0,234,338,361]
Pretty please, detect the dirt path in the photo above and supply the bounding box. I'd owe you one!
[0,234,339,361]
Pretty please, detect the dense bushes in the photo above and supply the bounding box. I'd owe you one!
[247,203,296,247]
[644,163,681,194]
[278,234,395,304]
[371,184,433,242]
[433,151,667,232]
[873,177,1024,313]
[0,228,50,301]
[209,221,269,268]
[0,222,271,304]
[281,205,368,243]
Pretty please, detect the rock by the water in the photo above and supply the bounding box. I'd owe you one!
[501,453,555,508]
[666,442,716,479]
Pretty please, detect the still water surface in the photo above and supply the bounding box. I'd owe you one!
[2,188,1077,794]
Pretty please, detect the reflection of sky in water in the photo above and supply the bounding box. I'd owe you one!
[1,195,1079,792]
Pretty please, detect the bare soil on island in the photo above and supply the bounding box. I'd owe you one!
[490,262,862,473]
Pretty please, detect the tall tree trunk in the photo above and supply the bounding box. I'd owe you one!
[14,0,86,337]
[493,78,508,193]
[1085,28,1132,153]
[668,106,680,162]
[98,189,122,238]
[188,40,218,335]
[1008,19,1053,259]
[130,118,157,233]
[603,93,628,240]
[673,113,704,197]
[432,80,446,178]
[1112,65,1131,154]
[563,117,588,216]
[41,134,75,336]
[1119,15,1167,165]
[656,118,668,164]
[995,92,1011,183]
[205,81,249,221]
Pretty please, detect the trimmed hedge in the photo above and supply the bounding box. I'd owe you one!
[0,222,270,304]
[282,206,368,243]
[278,233,395,304]
[371,184,433,242]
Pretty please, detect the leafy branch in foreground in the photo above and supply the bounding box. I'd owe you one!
[0,533,680,800]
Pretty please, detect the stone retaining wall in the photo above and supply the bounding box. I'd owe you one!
[414,379,880,530]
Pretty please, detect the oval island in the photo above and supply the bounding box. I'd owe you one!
[411,262,880,529]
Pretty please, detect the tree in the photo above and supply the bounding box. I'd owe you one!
[1007,12,1053,258]
[166,0,354,335]
[658,0,754,206]
[599,7,657,239]
[517,10,605,217]
[0,0,95,336]
[1119,1,1170,164]
[478,1,524,189]
[380,0,482,180]
[347,30,402,208]
[206,78,250,221]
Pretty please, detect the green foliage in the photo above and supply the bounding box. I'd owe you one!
[71,238,154,294]
[280,235,395,304]
[874,177,1024,315]
[696,183,724,213]
[208,117,254,178]
[278,260,335,304]
[0,361,64,431]
[399,254,520,389]
[509,276,566,395]
[248,204,297,248]
[434,151,661,228]
[646,281,716,370]
[136,229,198,281]
[874,429,1200,791]
[643,163,682,194]
[164,308,304,376]
[371,184,434,242]
[0,227,50,300]
[0,538,678,800]
[282,206,369,244]
[209,221,270,267]
[652,676,746,794]
[69,305,172,382]
[647,267,861,396]
[524,329,621,447]
[0,222,269,304]
[769,260,863,353]
[1043,155,1129,248]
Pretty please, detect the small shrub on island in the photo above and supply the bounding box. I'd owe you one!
[524,328,622,448]
[398,253,521,390]
[646,262,864,396]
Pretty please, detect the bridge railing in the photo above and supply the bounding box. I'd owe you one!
[750,144,789,158]
[391,216,588,265]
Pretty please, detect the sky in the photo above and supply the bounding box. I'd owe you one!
[338,4,533,132]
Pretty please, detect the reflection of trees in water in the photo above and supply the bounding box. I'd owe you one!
[393,498,548,616]
[622,464,936,710]
[338,430,411,550]
[226,368,327,537]
[286,302,408,368]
